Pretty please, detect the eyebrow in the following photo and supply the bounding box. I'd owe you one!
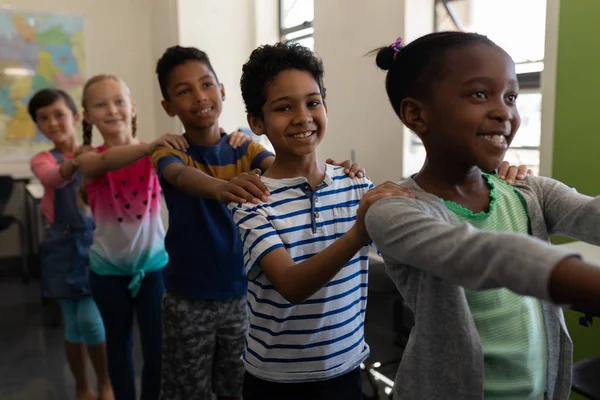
[172,74,214,89]
[270,92,321,104]
[463,76,519,87]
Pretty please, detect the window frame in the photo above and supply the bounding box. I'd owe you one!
[278,0,314,44]
[434,0,541,90]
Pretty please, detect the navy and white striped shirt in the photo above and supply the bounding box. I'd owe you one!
[229,165,373,382]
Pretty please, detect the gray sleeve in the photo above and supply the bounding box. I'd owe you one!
[533,176,600,243]
[365,197,579,301]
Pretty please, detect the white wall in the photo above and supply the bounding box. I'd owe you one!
[0,0,176,258]
[314,0,433,184]
[150,0,183,137]
[314,0,406,184]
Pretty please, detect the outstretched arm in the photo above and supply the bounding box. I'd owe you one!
[31,152,77,188]
[75,134,188,181]
[533,176,600,244]
[365,195,600,312]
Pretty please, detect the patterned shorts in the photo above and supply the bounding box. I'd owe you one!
[159,292,248,400]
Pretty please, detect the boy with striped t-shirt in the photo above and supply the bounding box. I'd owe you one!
[229,43,412,399]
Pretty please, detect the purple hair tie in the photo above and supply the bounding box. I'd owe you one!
[390,36,403,58]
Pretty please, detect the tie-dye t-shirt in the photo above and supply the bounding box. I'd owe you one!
[86,146,168,295]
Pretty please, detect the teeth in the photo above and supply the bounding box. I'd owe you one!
[483,134,506,144]
[292,131,313,138]
[199,107,212,114]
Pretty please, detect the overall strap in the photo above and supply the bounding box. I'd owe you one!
[47,149,88,230]
[49,148,64,164]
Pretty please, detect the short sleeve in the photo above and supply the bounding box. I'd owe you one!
[246,141,274,171]
[151,147,185,181]
[229,202,284,280]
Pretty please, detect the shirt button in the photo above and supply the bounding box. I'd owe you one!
[314,212,320,218]
[315,197,319,203]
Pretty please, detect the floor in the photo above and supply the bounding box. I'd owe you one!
[0,270,404,400]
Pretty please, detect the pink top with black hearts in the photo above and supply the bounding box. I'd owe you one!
[86,146,168,280]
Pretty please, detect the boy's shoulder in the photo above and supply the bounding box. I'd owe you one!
[325,165,374,192]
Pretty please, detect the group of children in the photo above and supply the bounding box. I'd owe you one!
[27,29,600,400]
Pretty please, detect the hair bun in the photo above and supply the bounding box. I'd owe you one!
[375,46,396,71]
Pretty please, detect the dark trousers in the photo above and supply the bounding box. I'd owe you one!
[243,367,363,400]
[90,270,164,400]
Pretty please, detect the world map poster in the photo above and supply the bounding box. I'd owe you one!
[0,9,85,159]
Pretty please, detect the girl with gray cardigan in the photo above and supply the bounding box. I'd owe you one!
[366,31,600,399]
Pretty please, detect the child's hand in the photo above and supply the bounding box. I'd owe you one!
[228,130,250,149]
[217,169,270,204]
[72,145,96,167]
[73,145,95,158]
[498,162,533,185]
[354,181,416,243]
[149,133,189,153]
[325,158,367,179]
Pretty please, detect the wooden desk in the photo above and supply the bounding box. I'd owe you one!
[25,183,44,200]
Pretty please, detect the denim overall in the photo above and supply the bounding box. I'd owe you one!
[41,149,95,299]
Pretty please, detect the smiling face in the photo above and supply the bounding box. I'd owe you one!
[34,99,80,146]
[248,69,327,159]
[413,43,521,173]
[161,60,224,131]
[83,78,135,139]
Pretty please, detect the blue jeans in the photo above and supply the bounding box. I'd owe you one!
[90,270,164,400]
[243,367,363,400]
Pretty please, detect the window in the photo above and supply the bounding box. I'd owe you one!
[405,0,546,176]
[279,0,314,50]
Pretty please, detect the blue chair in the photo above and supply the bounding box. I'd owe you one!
[0,176,29,283]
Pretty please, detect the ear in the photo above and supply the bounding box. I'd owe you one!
[247,113,265,136]
[73,112,82,126]
[161,100,176,117]
[220,83,226,101]
[131,102,137,118]
[399,98,428,136]
[324,101,328,114]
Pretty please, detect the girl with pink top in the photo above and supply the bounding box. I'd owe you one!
[28,88,113,400]
[71,74,187,400]
[73,74,250,400]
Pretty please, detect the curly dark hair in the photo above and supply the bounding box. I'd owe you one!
[372,31,497,118]
[156,45,219,101]
[240,42,326,117]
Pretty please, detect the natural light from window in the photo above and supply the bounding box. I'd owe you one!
[405,0,547,176]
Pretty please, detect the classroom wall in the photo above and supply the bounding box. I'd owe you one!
[314,0,406,185]
[550,0,600,379]
[314,0,433,185]
[552,0,600,195]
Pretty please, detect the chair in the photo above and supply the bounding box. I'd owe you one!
[362,255,414,399]
[571,313,600,399]
[572,356,600,399]
[0,176,29,283]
